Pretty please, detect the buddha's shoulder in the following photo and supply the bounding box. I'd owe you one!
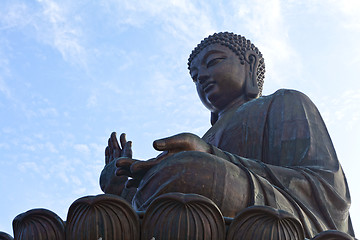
[267,88,310,99]
[260,89,313,104]
[242,89,314,110]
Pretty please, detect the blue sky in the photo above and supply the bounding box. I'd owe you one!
[1,0,359,235]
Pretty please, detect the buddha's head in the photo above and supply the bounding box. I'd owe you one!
[188,32,265,119]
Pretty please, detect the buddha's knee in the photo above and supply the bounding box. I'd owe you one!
[145,151,243,196]
[135,151,248,216]
[141,151,223,191]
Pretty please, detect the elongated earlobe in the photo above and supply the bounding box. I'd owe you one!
[245,50,259,99]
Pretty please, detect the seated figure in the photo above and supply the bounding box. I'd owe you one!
[100,32,354,238]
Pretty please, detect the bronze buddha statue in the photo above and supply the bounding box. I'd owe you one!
[100,32,354,238]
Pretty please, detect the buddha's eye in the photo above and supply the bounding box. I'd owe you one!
[207,57,225,68]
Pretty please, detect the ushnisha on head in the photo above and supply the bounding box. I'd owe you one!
[188,32,265,97]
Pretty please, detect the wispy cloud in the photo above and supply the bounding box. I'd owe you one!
[317,89,360,131]
[39,107,59,117]
[0,41,12,99]
[0,76,11,99]
[18,161,41,174]
[0,2,32,30]
[101,0,216,48]
[235,0,301,89]
[328,0,360,30]
[21,140,59,154]
[36,0,87,68]
[73,144,91,155]
[1,1,88,68]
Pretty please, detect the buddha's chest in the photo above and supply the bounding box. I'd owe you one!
[203,107,268,160]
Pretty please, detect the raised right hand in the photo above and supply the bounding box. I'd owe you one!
[101,132,137,198]
[105,132,132,164]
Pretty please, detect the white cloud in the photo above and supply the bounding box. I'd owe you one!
[70,175,82,186]
[89,143,104,156]
[57,170,69,183]
[238,0,301,88]
[0,42,12,98]
[87,93,98,108]
[45,142,58,153]
[286,0,360,31]
[0,2,32,30]
[18,161,41,174]
[73,187,86,195]
[2,127,14,134]
[0,143,10,149]
[101,0,216,47]
[23,145,37,152]
[0,76,11,98]
[36,0,87,68]
[147,71,175,105]
[73,144,90,155]
[1,1,88,68]
[39,107,59,117]
[317,89,360,130]
[329,0,360,30]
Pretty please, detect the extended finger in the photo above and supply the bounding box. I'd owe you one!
[130,158,161,176]
[116,158,134,168]
[108,138,114,162]
[111,132,121,149]
[111,132,121,158]
[153,133,192,151]
[115,168,131,177]
[108,137,113,151]
[121,141,133,158]
[120,133,127,150]
[105,146,110,164]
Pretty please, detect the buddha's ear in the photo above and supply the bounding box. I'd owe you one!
[245,50,260,99]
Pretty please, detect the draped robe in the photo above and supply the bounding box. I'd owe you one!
[200,89,354,236]
[105,89,354,238]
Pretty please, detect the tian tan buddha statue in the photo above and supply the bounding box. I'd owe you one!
[100,32,355,238]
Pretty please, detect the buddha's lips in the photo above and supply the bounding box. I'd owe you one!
[203,81,216,92]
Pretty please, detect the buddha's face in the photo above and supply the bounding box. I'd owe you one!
[189,44,247,112]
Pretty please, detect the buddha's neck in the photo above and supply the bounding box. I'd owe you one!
[217,96,247,120]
